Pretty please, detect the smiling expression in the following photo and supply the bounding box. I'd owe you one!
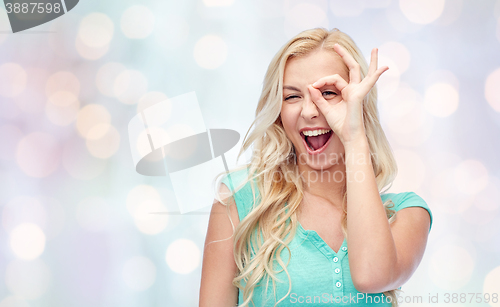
[280,48,350,171]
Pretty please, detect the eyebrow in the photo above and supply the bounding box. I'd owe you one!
[283,85,301,92]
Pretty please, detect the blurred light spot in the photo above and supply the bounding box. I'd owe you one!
[16,132,60,178]
[193,35,228,69]
[329,0,364,17]
[86,125,121,159]
[203,0,234,6]
[121,5,155,39]
[166,239,200,274]
[391,149,425,191]
[126,185,162,216]
[0,124,23,160]
[76,197,111,232]
[137,91,169,114]
[485,67,500,112]
[424,83,459,117]
[113,70,148,105]
[483,265,500,303]
[9,223,45,260]
[5,259,51,299]
[377,56,400,100]
[96,62,127,97]
[45,71,80,96]
[2,196,46,233]
[154,15,189,51]
[0,296,30,307]
[378,42,411,73]
[284,3,328,39]
[76,104,111,139]
[0,63,27,97]
[399,0,445,24]
[133,199,168,235]
[429,244,474,290]
[78,13,114,48]
[62,139,106,180]
[122,256,156,291]
[45,91,80,126]
[75,36,110,60]
[454,160,489,195]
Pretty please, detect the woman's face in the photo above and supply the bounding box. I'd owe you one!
[281,48,350,171]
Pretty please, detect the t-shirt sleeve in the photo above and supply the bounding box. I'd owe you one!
[220,168,257,223]
[392,192,433,232]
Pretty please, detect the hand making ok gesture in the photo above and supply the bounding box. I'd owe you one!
[307,43,389,146]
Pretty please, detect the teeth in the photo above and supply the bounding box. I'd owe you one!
[302,129,331,137]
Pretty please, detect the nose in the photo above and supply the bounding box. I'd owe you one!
[300,94,319,119]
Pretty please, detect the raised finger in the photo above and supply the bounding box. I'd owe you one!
[368,48,379,76]
[311,74,348,92]
[333,43,361,84]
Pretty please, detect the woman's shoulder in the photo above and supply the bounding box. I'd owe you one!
[220,167,260,222]
[381,191,433,231]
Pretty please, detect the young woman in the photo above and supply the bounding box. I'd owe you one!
[199,28,433,307]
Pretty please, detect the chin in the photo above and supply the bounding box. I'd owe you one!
[302,152,344,170]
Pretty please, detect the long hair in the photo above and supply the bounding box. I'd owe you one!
[214,27,400,306]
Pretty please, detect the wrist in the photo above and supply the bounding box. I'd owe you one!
[343,134,370,151]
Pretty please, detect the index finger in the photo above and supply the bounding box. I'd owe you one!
[333,43,361,84]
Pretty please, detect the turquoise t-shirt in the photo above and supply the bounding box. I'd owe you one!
[221,168,433,307]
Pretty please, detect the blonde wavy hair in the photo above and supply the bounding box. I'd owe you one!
[214,27,401,306]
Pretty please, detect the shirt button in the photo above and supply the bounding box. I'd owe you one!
[333,257,339,262]
[335,268,340,274]
[336,281,342,288]
[342,247,347,251]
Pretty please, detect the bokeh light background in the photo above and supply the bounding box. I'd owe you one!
[0,0,500,306]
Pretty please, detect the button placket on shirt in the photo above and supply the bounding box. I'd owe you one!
[331,242,347,298]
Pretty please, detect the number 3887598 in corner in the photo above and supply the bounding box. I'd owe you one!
[5,2,62,14]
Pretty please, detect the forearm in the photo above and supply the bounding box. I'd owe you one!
[344,136,398,292]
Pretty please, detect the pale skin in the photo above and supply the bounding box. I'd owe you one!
[199,44,431,306]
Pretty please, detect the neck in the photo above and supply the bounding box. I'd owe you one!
[296,159,346,210]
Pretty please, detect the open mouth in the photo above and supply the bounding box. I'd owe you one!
[300,129,333,154]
